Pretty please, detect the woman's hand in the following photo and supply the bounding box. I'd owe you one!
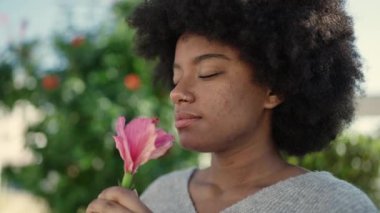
[86,186,152,213]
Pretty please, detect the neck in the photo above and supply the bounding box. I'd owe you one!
[206,138,289,191]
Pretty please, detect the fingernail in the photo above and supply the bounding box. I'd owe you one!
[98,192,103,198]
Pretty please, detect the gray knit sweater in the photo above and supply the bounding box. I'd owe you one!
[141,167,377,213]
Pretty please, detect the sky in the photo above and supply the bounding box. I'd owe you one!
[0,0,114,39]
[346,0,380,95]
[0,0,114,69]
[0,0,379,95]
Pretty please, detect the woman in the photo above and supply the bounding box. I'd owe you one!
[86,0,378,212]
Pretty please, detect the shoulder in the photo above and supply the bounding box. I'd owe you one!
[140,167,196,212]
[225,171,378,213]
[141,167,194,195]
[280,171,378,212]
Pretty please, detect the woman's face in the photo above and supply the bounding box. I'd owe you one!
[170,33,279,153]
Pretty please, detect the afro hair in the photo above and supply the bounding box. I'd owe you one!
[128,0,363,156]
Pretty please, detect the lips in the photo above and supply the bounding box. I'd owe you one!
[175,112,201,129]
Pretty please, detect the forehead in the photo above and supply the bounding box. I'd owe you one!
[175,33,242,61]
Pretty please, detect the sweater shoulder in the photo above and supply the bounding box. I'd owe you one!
[141,167,194,195]
[140,167,196,212]
[223,171,378,213]
[280,172,377,212]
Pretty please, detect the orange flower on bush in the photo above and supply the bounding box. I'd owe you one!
[124,74,140,90]
[71,36,85,47]
[42,75,59,91]
[113,116,174,188]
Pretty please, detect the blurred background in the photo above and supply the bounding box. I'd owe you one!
[0,0,379,212]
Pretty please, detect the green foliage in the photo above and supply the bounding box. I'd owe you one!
[1,1,197,212]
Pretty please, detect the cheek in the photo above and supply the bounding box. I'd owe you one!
[210,84,265,133]
[212,85,247,118]
[204,86,249,137]
[205,88,234,118]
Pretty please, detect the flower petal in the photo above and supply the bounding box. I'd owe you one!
[114,117,133,173]
[150,129,174,159]
[125,118,157,173]
[113,117,174,175]
[113,135,133,173]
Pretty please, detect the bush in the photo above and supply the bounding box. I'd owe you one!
[1,1,198,212]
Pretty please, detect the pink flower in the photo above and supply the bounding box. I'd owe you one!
[113,116,174,175]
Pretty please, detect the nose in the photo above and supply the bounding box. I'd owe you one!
[170,81,195,105]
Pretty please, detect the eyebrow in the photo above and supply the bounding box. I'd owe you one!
[173,53,231,70]
[193,53,231,64]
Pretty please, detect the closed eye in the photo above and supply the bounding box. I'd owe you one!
[199,72,221,79]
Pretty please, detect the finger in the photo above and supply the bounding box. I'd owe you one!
[86,198,132,213]
[98,186,151,213]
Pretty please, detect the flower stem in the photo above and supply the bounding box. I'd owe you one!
[121,172,134,189]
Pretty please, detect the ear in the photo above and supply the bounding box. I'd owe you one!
[264,90,283,109]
